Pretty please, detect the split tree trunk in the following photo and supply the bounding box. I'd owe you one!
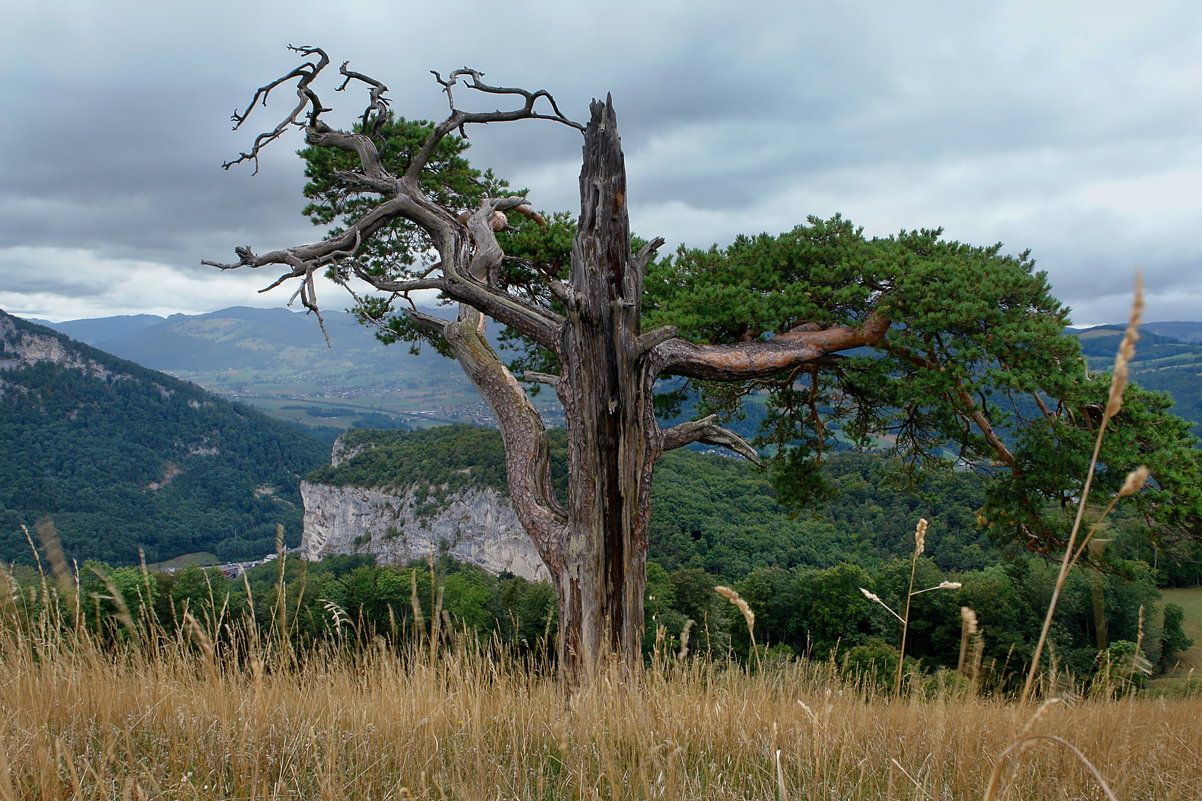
[552,98,660,684]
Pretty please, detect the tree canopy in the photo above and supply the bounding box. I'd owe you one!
[209,47,1202,682]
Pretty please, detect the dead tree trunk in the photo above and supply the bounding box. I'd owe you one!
[552,99,662,680]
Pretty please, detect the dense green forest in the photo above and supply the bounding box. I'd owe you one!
[0,311,330,565]
[41,544,1189,693]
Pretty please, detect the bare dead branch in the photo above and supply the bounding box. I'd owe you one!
[406,68,583,181]
[662,415,763,466]
[404,308,449,334]
[638,326,678,354]
[223,45,332,173]
[336,60,390,139]
[521,371,561,387]
[212,51,582,352]
[280,253,330,345]
[632,237,666,274]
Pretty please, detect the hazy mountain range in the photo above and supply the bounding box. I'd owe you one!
[34,307,1202,434]
[34,306,507,433]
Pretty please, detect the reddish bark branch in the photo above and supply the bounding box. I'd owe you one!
[659,311,891,381]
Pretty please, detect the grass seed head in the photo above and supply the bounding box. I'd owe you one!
[1118,465,1150,497]
[1105,273,1144,420]
[914,518,929,555]
[961,606,979,636]
[715,585,754,629]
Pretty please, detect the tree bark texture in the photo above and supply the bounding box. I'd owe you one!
[552,99,661,681]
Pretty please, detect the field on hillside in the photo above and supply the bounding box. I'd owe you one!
[2,634,1200,800]
[1160,585,1202,678]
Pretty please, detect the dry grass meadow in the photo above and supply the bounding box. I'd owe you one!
[2,620,1200,801]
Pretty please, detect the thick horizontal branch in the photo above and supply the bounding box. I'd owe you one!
[658,312,890,381]
[202,196,420,272]
[662,415,763,466]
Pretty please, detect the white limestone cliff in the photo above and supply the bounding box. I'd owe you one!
[300,480,548,581]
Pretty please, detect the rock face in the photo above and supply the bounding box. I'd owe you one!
[300,480,548,581]
[0,313,118,381]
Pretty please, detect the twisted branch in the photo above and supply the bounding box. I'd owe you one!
[658,311,892,381]
[223,45,331,173]
[408,68,584,180]
[336,60,390,139]
[662,415,763,465]
[208,50,585,353]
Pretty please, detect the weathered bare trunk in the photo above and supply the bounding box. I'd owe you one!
[552,98,660,684]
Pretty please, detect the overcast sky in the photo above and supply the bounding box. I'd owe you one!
[2,0,1199,326]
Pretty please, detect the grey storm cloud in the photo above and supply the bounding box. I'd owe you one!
[1,0,1200,326]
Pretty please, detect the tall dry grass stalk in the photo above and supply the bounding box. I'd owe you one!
[858,519,960,694]
[1020,273,1146,704]
[896,517,927,695]
[715,585,760,671]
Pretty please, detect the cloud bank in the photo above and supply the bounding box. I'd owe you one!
[2,0,1199,326]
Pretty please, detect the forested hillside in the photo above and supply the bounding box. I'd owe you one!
[0,311,330,565]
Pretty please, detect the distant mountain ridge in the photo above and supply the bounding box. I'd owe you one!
[38,308,1202,432]
[1138,321,1202,344]
[1067,322,1202,435]
[31,313,166,344]
[0,309,330,566]
[34,306,500,431]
